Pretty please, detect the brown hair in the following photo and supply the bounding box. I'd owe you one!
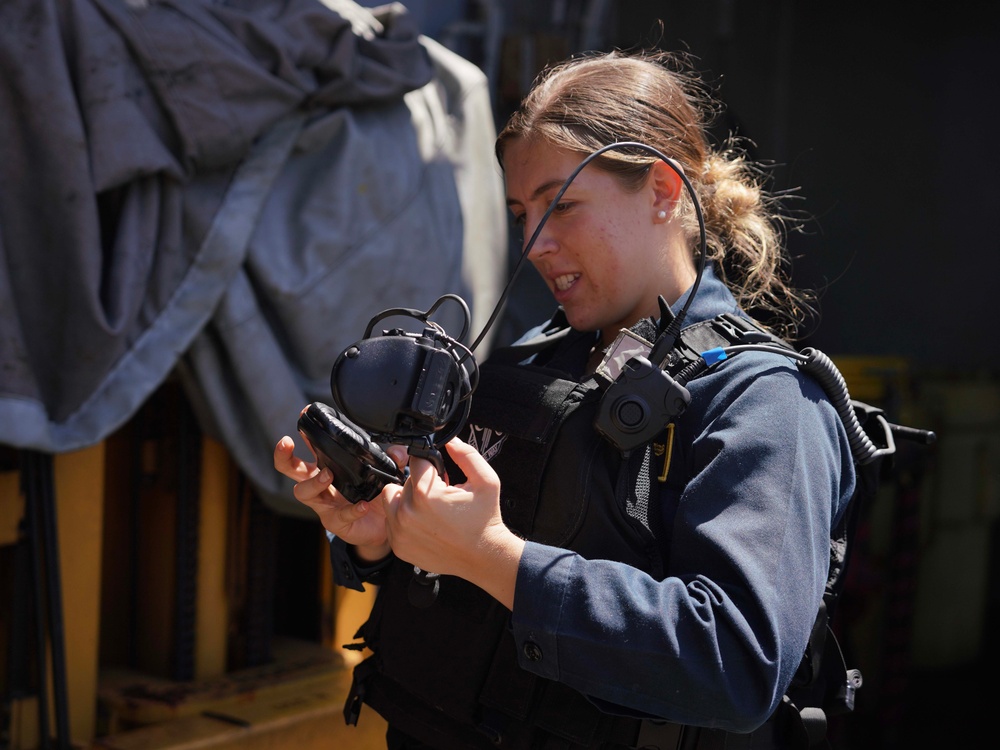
[496,50,810,338]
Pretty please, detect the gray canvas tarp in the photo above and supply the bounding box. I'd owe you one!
[0,0,508,516]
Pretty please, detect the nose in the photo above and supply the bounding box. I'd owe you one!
[524,215,557,261]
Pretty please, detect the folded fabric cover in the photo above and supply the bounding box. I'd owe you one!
[0,0,507,515]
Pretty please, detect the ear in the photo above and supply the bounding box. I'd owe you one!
[648,159,684,214]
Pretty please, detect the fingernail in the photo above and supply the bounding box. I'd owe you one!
[318,469,330,483]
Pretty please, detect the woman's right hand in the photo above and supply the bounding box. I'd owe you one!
[273,434,397,561]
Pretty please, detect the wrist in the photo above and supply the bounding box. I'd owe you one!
[472,527,525,610]
[353,541,392,565]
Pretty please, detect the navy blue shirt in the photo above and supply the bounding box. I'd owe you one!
[331,265,856,732]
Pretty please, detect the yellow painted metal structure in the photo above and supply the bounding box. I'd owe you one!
[0,388,385,750]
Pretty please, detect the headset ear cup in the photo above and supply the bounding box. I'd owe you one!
[304,402,365,452]
[298,403,364,484]
[297,402,402,503]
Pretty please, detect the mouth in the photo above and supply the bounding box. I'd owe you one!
[553,273,580,292]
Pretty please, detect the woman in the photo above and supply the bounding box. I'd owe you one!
[274,50,856,749]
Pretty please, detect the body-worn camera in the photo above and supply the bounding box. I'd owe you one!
[299,296,478,503]
[594,354,691,454]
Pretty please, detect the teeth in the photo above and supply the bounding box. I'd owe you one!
[554,274,578,291]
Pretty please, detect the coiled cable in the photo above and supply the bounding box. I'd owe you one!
[675,343,890,466]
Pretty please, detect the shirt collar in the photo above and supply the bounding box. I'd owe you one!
[667,262,740,328]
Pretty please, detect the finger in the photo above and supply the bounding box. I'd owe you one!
[386,444,409,471]
[274,436,318,481]
[380,481,403,512]
[274,435,294,463]
[379,483,402,533]
[292,466,334,504]
[444,438,496,485]
[339,497,374,521]
[406,452,442,496]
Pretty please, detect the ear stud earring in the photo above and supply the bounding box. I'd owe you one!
[657,210,667,220]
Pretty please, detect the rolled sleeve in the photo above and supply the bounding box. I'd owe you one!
[510,541,578,679]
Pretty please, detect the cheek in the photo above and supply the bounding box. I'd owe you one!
[588,225,631,283]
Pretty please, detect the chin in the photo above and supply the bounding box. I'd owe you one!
[564,311,599,333]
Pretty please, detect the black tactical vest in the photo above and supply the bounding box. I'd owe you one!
[347,319,671,749]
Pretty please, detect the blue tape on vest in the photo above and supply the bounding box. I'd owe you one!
[701,347,728,366]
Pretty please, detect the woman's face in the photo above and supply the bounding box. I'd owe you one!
[504,138,692,342]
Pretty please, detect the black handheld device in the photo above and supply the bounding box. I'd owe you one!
[297,401,404,504]
[293,295,475,507]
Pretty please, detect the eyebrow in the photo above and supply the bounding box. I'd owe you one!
[506,178,570,207]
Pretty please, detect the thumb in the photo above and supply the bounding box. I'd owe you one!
[444,437,497,487]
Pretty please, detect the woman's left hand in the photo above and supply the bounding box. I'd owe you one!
[382,437,525,609]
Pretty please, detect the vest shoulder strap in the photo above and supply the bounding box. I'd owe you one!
[666,313,793,372]
[492,310,789,373]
